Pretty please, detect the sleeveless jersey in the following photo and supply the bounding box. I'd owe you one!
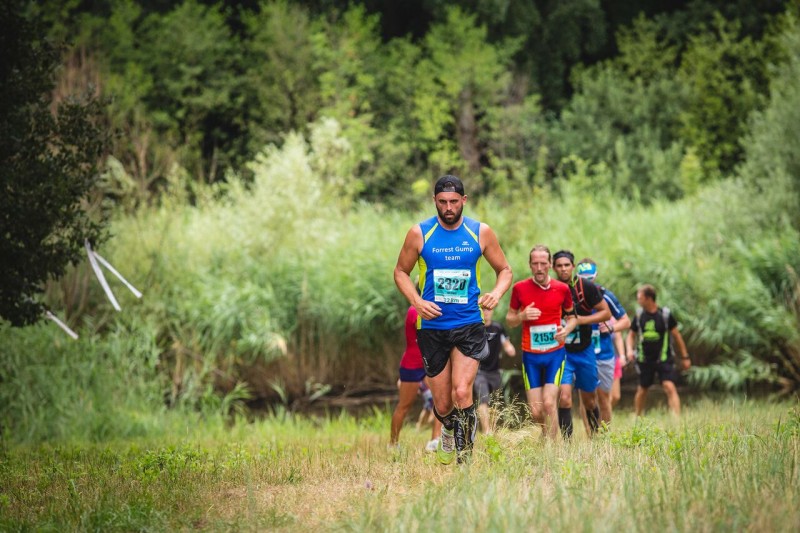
[632,307,677,362]
[418,215,483,330]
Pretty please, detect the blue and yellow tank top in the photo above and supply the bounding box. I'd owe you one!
[418,216,483,330]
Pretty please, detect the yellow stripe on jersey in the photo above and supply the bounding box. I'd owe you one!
[416,256,427,329]
[463,223,479,243]
[464,223,481,293]
[417,220,438,329]
[423,222,439,243]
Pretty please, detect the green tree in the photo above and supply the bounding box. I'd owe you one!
[553,8,777,199]
[739,10,800,228]
[310,4,384,200]
[0,1,109,327]
[411,6,517,188]
[241,1,320,150]
[357,35,424,207]
[677,13,770,179]
[420,0,608,110]
[137,0,244,184]
[554,15,689,198]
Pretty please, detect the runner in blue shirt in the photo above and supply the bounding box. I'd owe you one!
[576,259,630,429]
[394,175,513,463]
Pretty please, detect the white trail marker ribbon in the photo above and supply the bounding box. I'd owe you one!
[85,239,142,311]
[45,310,79,340]
[92,250,143,299]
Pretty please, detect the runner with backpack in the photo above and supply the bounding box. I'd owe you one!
[552,250,612,439]
[625,284,691,416]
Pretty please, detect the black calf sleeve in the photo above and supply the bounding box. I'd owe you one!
[463,405,477,444]
[454,404,477,456]
[434,406,457,430]
[558,407,573,439]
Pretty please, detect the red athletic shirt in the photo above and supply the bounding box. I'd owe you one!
[510,278,574,353]
[400,306,424,369]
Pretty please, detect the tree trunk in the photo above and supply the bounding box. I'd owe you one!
[457,88,481,174]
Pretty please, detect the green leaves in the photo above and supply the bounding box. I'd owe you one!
[677,14,769,178]
[242,1,320,145]
[137,1,243,183]
[0,1,109,327]
[738,12,800,229]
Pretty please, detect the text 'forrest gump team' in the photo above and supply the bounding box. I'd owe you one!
[393,175,692,463]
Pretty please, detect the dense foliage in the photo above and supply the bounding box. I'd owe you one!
[33,0,787,204]
[0,0,108,326]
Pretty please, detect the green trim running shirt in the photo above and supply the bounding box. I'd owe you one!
[631,307,678,362]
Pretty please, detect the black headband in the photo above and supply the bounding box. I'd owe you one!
[553,250,574,263]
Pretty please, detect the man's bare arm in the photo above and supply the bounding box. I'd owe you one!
[556,313,578,343]
[478,223,512,310]
[671,327,691,370]
[576,299,612,326]
[393,225,442,320]
[626,329,636,357]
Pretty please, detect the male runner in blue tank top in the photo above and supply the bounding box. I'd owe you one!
[394,175,513,464]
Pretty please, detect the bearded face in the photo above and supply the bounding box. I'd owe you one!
[434,192,465,226]
[529,251,550,285]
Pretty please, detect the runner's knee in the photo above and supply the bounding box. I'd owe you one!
[662,380,678,395]
[559,390,573,408]
[543,396,557,414]
[452,384,473,406]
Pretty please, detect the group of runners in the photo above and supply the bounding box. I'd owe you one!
[391,175,692,463]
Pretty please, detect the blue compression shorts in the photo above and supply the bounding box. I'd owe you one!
[521,347,566,389]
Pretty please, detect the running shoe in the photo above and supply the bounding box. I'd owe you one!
[436,428,456,465]
[425,438,439,453]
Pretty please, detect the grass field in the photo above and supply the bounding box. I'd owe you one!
[1,396,798,532]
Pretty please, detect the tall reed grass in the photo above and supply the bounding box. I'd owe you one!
[5,120,800,445]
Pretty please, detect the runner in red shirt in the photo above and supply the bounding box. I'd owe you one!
[507,245,577,440]
[390,305,441,449]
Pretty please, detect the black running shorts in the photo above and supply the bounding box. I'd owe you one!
[635,360,677,388]
[417,322,489,378]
